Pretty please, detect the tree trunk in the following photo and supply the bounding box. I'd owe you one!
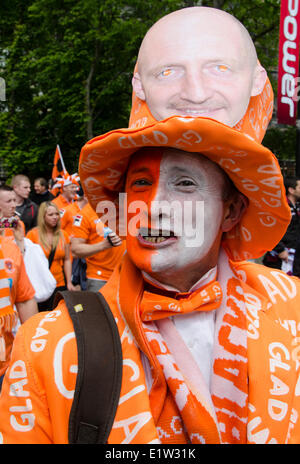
[85,62,94,140]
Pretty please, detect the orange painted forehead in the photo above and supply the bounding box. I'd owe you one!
[128,147,165,167]
[125,147,165,188]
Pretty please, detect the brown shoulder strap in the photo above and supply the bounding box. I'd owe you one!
[54,290,123,444]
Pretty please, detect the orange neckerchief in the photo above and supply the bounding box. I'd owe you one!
[104,249,300,444]
[140,281,222,321]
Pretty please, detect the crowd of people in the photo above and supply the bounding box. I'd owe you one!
[0,173,126,390]
[0,5,300,445]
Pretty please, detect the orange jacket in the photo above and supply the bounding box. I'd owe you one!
[0,237,35,377]
[0,259,300,444]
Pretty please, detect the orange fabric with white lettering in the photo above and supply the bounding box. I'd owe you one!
[108,251,249,444]
[140,281,222,321]
[26,227,70,287]
[0,237,35,377]
[0,254,300,444]
[71,202,126,281]
[1,237,35,306]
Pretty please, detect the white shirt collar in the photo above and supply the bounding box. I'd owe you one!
[142,266,218,293]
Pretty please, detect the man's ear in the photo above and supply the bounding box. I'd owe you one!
[251,64,267,97]
[132,72,146,101]
[221,193,248,233]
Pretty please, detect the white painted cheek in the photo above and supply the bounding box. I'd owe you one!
[149,154,225,274]
[178,198,224,269]
[202,198,224,245]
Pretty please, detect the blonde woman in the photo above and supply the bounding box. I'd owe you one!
[26,201,76,310]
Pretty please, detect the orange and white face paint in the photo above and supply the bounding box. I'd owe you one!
[125,147,229,291]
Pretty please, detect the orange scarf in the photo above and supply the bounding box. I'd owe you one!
[104,249,300,444]
[139,280,224,442]
[111,249,248,443]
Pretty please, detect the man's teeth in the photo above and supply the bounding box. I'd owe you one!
[143,236,168,243]
[140,230,174,243]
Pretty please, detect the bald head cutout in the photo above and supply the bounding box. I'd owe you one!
[132,7,267,127]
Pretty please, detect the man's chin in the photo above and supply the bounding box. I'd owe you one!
[160,108,241,127]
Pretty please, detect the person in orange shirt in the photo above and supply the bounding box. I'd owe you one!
[60,185,88,237]
[1,124,299,442]
[71,202,125,291]
[0,235,37,389]
[26,201,77,311]
[60,186,88,289]
[52,173,79,215]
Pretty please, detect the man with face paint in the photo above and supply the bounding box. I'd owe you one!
[0,7,300,445]
[1,117,300,443]
[125,148,243,295]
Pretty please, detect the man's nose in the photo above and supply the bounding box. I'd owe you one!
[180,70,212,103]
[149,183,173,229]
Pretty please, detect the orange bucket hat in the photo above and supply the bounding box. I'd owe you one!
[79,115,290,262]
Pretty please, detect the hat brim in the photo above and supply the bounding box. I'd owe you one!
[79,116,290,261]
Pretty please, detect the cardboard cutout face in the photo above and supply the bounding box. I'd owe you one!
[125,148,244,291]
[133,7,266,128]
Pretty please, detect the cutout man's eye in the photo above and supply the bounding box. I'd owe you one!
[217,65,229,72]
[159,68,174,77]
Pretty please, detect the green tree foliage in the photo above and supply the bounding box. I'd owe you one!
[0,0,183,178]
[0,0,294,180]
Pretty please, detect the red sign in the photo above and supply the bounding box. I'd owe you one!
[277,0,300,125]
